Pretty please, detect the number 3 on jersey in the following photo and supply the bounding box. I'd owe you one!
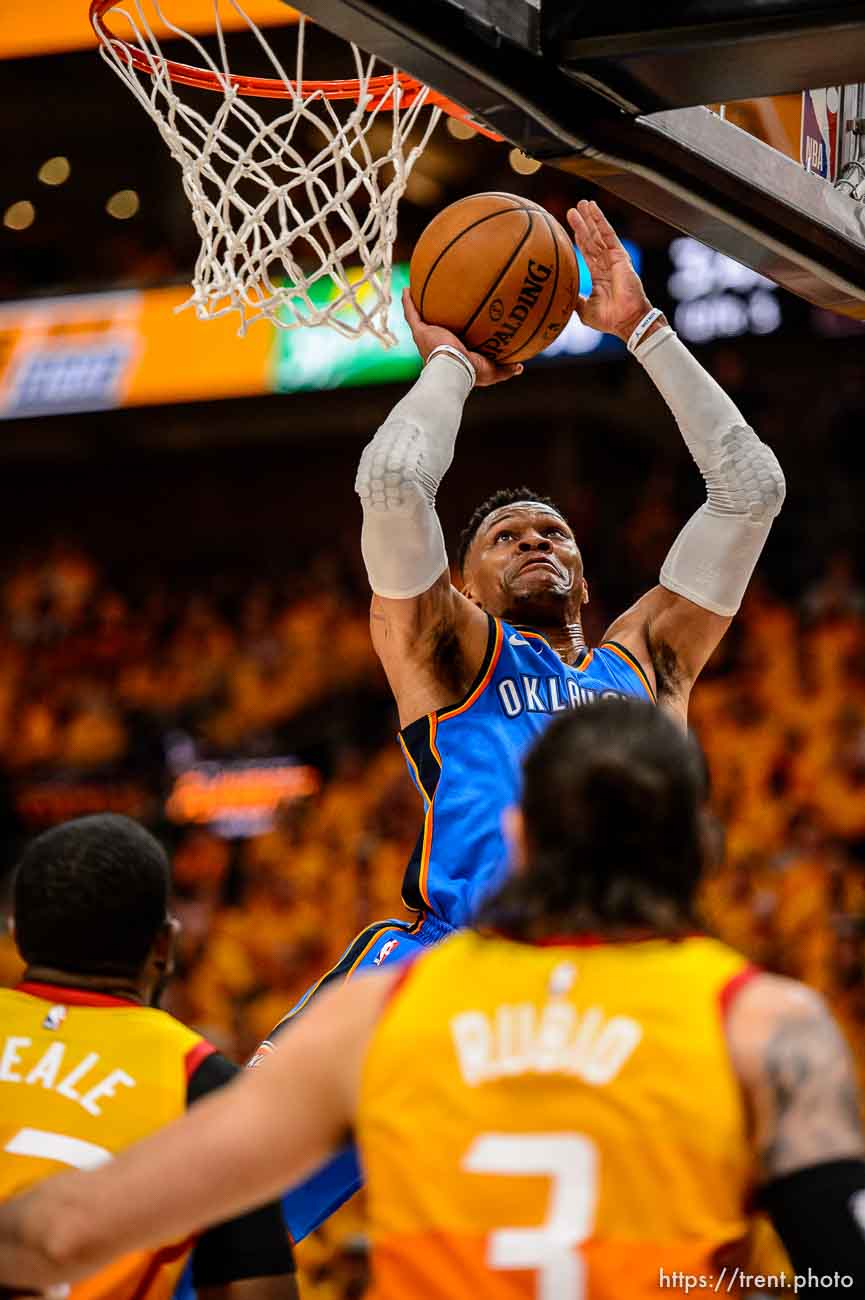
[463,1133,598,1299]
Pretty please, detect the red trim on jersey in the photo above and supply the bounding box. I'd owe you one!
[15,980,140,1007]
[530,931,705,948]
[719,964,763,1019]
[184,1038,217,1081]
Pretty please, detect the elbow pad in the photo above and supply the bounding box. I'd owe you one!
[637,326,785,617]
[700,421,786,523]
[355,353,471,598]
[660,425,785,617]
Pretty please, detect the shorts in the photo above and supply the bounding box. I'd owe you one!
[252,910,456,1243]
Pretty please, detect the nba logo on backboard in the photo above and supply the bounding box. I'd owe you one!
[801,87,841,181]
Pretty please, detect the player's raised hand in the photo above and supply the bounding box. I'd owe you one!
[402,289,523,388]
[567,200,654,341]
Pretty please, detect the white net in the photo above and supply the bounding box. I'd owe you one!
[93,1,443,341]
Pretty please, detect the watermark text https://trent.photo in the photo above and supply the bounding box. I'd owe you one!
[658,1266,854,1293]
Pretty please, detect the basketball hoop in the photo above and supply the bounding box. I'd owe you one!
[89,1,498,340]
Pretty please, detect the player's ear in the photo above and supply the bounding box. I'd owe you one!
[503,805,528,872]
[459,578,482,607]
[458,555,483,607]
[152,915,180,978]
[581,578,589,607]
[7,916,15,942]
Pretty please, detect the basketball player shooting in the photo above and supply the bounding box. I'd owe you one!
[357,199,785,929]
[252,199,786,1243]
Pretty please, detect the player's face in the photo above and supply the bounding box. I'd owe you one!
[463,506,587,621]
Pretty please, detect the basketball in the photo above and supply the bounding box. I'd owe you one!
[409,193,580,364]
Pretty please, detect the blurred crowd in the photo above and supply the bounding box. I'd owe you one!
[695,565,865,1078]
[0,528,864,1295]
[0,542,414,1058]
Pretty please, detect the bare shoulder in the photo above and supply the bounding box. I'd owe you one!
[725,973,864,1180]
[370,576,491,726]
[604,585,731,715]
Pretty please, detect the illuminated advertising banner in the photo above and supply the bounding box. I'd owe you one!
[16,778,151,827]
[273,265,422,393]
[13,762,318,836]
[167,757,321,837]
[271,258,626,392]
[0,250,626,420]
[0,287,273,419]
[665,237,782,344]
[0,2,298,60]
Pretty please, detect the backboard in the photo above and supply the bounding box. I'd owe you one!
[291,0,865,318]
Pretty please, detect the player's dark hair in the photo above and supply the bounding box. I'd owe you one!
[478,698,710,940]
[13,814,171,977]
[457,486,564,575]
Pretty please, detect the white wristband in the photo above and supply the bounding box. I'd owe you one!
[626,307,664,354]
[426,343,476,392]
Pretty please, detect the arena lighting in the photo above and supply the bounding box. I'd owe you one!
[446,117,476,140]
[508,148,542,175]
[667,236,782,343]
[37,156,71,186]
[405,170,445,206]
[105,189,140,219]
[3,201,35,231]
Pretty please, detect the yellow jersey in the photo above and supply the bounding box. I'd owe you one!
[0,981,214,1300]
[358,930,760,1299]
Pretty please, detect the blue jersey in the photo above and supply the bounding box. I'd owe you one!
[399,614,655,928]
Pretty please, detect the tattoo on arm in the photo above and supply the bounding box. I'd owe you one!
[760,1006,864,1180]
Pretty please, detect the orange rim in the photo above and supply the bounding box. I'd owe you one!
[89,0,503,136]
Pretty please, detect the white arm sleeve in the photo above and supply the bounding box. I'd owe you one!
[636,326,786,617]
[355,353,473,599]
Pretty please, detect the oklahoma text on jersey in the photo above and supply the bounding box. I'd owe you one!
[398,615,655,927]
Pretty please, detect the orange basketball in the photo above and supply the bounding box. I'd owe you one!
[409,193,579,364]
